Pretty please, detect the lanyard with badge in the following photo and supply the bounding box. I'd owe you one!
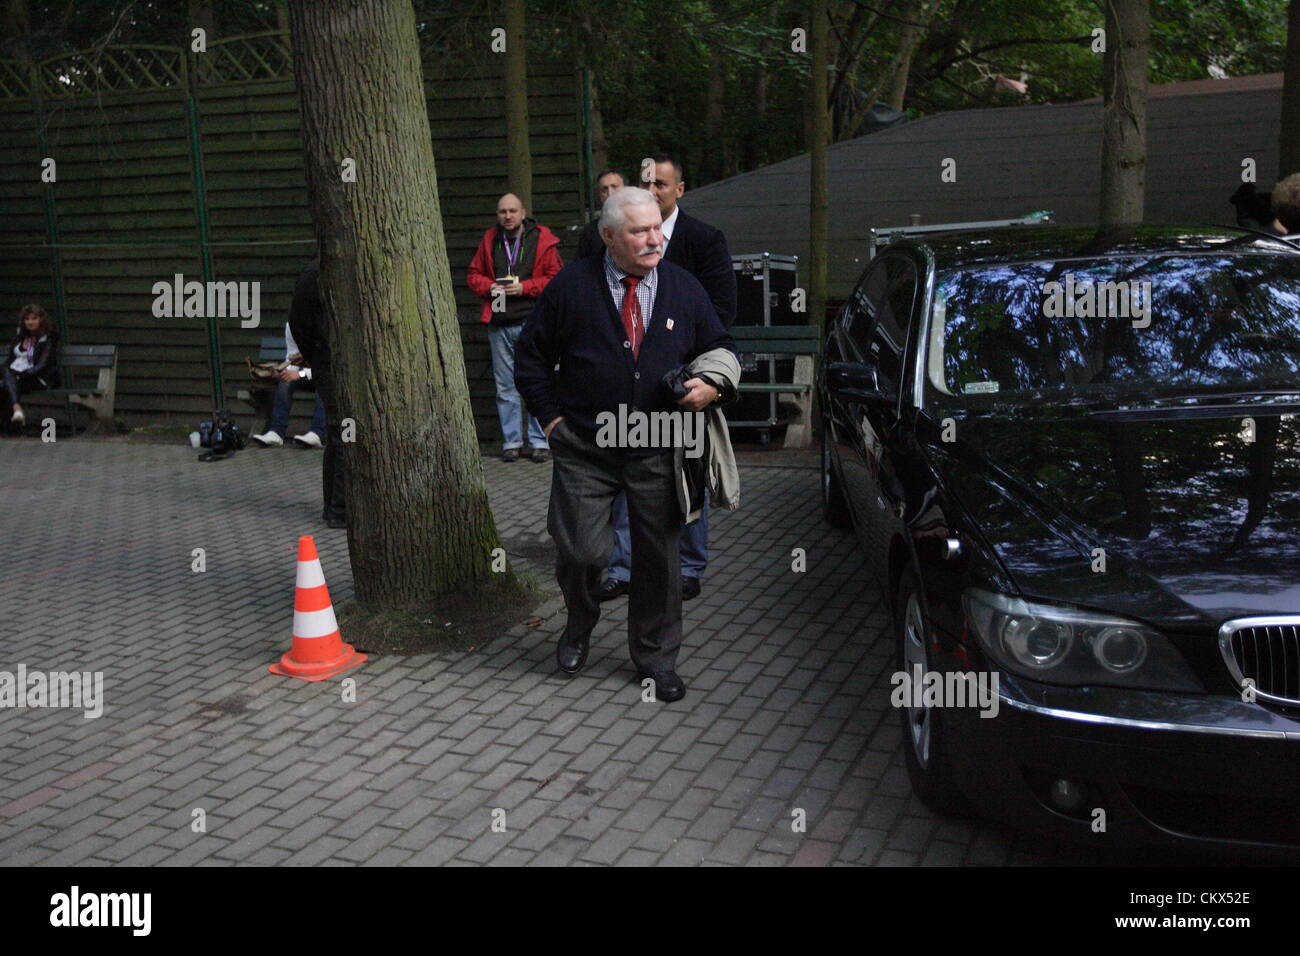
[501,232,521,284]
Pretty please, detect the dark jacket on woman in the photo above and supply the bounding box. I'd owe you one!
[6,326,61,389]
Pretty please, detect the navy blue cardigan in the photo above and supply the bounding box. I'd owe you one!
[515,253,736,450]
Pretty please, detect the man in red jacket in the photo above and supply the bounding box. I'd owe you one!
[468,192,564,461]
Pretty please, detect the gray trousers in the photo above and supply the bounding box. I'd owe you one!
[547,420,683,674]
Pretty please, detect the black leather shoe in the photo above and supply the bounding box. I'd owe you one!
[556,630,590,675]
[324,514,347,529]
[638,669,686,703]
[681,576,701,601]
[594,577,629,601]
[501,448,519,462]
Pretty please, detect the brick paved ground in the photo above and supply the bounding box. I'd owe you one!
[0,436,1125,865]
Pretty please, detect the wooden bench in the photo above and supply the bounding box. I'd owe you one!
[1,344,118,434]
[730,325,820,449]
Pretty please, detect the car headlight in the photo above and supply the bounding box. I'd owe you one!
[962,589,1201,691]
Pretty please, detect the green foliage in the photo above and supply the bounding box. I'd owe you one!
[1150,0,1289,82]
[8,0,282,60]
[11,0,1291,187]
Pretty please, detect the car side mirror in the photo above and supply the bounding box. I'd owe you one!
[826,362,888,402]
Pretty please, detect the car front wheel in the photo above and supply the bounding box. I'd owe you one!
[895,566,969,816]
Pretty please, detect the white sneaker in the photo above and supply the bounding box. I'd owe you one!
[10,409,23,425]
[251,431,283,447]
[292,431,323,449]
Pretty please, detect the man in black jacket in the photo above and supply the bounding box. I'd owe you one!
[516,186,736,702]
[597,153,738,603]
[646,154,736,327]
[287,259,345,527]
[576,169,626,260]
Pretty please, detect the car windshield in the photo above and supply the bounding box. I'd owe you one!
[928,253,1300,401]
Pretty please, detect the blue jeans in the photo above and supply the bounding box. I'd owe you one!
[488,322,547,449]
[608,488,708,581]
[269,379,326,438]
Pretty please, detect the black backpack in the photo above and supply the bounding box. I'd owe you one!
[197,408,247,461]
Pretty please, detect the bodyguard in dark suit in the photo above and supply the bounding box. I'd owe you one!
[516,187,735,703]
[576,169,626,260]
[648,154,736,327]
[597,154,738,603]
[287,259,346,528]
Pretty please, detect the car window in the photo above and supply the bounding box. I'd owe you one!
[844,258,889,362]
[870,258,918,397]
[931,254,1300,398]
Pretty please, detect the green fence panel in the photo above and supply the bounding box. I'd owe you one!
[0,29,585,437]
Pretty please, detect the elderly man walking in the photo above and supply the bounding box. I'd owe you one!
[515,187,736,702]
[598,154,737,604]
[468,192,563,462]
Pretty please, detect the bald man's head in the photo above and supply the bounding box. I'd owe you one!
[497,193,526,235]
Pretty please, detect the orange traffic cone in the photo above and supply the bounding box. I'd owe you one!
[269,535,366,681]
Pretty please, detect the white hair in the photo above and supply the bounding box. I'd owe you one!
[599,186,658,235]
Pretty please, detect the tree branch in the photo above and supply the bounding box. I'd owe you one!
[842,0,936,29]
[924,34,1094,79]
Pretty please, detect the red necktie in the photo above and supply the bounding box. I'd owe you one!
[620,275,642,359]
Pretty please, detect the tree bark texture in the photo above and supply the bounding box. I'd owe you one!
[745,0,779,170]
[1099,0,1149,226]
[887,0,936,111]
[705,44,727,181]
[287,0,504,606]
[504,0,533,210]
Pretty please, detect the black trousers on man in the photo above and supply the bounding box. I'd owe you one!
[547,420,683,674]
[315,370,346,522]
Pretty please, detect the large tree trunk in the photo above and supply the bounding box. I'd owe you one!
[887,0,936,111]
[1099,0,1149,226]
[588,76,609,180]
[287,0,504,605]
[745,0,779,170]
[808,0,830,329]
[835,3,923,141]
[504,0,533,210]
[705,45,727,182]
[1281,0,1300,177]
[574,7,608,182]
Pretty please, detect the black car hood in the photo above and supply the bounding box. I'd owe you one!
[927,406,1300,627]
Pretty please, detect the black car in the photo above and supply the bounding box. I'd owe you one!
[819,224,1300,854]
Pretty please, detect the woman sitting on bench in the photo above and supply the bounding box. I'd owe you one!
[4,304,61,426]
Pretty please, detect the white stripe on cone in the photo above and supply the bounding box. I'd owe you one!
[294,606,340,639]
[296,559,326,589]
